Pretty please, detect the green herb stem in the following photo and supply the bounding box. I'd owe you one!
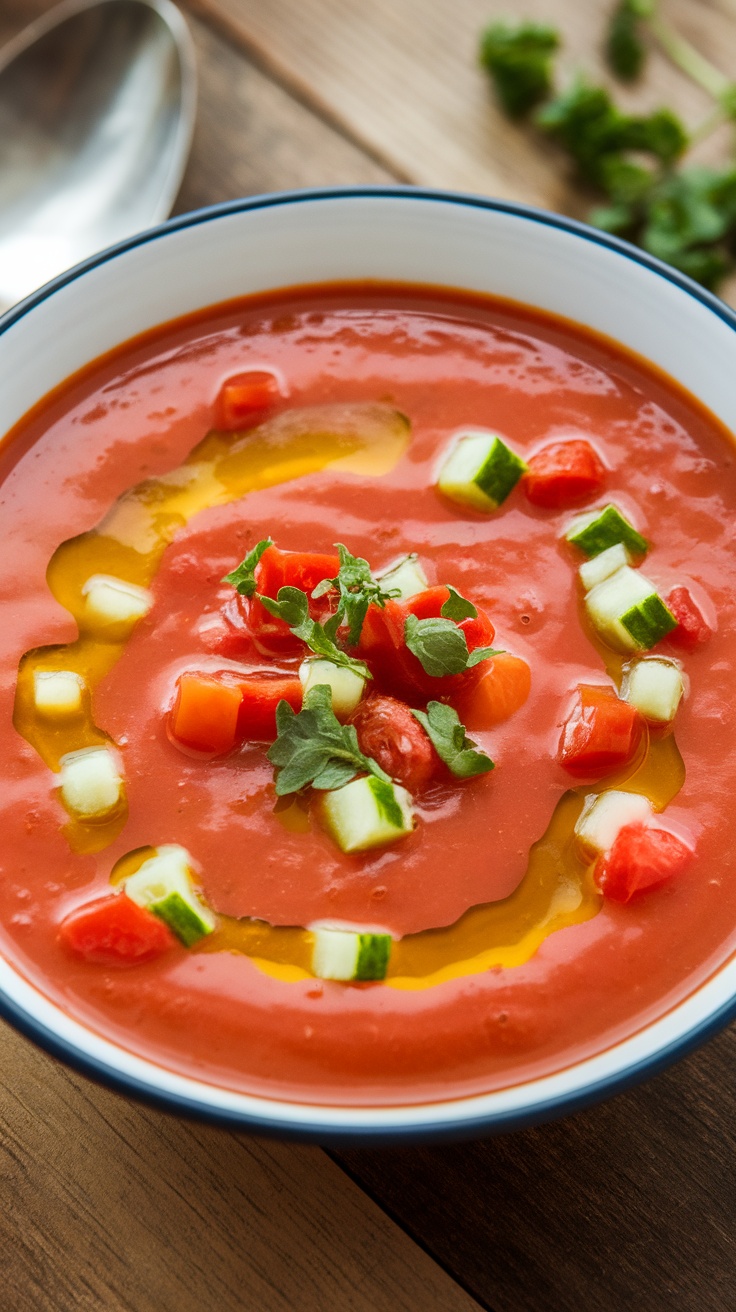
[648,11,729,100]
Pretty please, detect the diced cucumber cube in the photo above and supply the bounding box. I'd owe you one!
[34,670,85,718]
[585,566,676,651]
[622,657,684,723]
[579,542,632,592]
[299,658,366,718]
[320,775,414,853]
[437,431,527,512]
[59,746,123,818]
[125,845,215,946]
[575,790,653,855]
[82,575,152,630]
[375,553,428,600]
[620,593,677,649]
[566,504,648,559]
[311,926,392,981]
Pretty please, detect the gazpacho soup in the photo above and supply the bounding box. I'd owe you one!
[2,282,735,1106]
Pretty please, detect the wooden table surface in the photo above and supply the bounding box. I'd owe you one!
[1,1,735,1308]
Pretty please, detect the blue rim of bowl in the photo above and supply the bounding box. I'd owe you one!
[1,185,735,1144]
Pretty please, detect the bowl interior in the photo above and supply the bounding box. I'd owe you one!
[1,190,735,1140]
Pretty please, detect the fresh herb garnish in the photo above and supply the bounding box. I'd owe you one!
[440,586,478,622]
[222,538,273,597]
[606,0,651,82]
[412,702,495,779]
[312,543,399,645]
[479,21,559,118]
[479,4,736,291]
[404,614,498,678]
[258,586,371,679]
[267,684,389,795]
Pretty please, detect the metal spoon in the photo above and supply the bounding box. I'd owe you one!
[0,0,196,312]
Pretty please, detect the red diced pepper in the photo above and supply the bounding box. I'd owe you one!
[524,440,606,509]
[558,685,643,777]
[350,694,441,792]
[171,672,243,755]
[665,586,712,650]
[59,894,175,966]
[358,586,495,700]
[246,545,340,656]
[594,822,693,902]
[236,674,303,741]
[215,370,282,430]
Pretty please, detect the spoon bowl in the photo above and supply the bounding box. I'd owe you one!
[0,0,196,311]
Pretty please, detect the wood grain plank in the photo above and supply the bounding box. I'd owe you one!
[0,1019,483,1312]
[187,0,736,199]
[335,1024,736,1312]
[174,19,392,213]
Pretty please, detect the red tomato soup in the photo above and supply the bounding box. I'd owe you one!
[1,283,736,1106]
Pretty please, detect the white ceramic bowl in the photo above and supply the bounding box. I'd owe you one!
[1,188,735,1142]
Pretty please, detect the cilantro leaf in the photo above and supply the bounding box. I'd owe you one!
[412,702,494,779]
[222,538,273,597]
[476,6,736,291]
[598,156,654,206]
[479,21,559,118]
[258,586,371,679]
[623,108,688,165]
[440,586,478,622]
[404,614,498,678]
[313,542,399,646]
[605,0,653,83]
[267,685,389,795]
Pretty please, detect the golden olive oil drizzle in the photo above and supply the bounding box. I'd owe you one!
[199,733,684,987]
[13,403,685,986]
[14,404,409,850]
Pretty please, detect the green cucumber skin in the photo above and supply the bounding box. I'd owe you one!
[621,594,677,648]
[355,933,392,980]
[368,776,405,830]
[475,438,527,507]
[152,891,211,947]
[569,505,648,559]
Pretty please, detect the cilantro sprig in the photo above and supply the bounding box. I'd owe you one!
[267,685,389,795]
[412,702,494,779]
[312,543,399,645]
[606,0,652,83]
[440,586,477,622]
[479,21,559,118]
[479,4,736,291]
[258,587,370,679]
[222,538,272,598]
[404,614,498,678]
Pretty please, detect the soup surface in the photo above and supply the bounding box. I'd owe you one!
[1,282,735,1106]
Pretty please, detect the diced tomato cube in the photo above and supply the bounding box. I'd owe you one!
[256,544,340,599]
[454,652,531,729]
[350,695,441,792]
[594,821,693,902]
[524,440,606,509]
[665,586,712,650]
[215,370,282,430]
[246,545,340,656]
[558,684,643,777]
[59,894,175,966]
[171,673,243,755]
[235,675,303,742]
[358,586,495,700]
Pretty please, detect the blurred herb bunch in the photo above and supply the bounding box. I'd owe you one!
[480,1,736,291]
